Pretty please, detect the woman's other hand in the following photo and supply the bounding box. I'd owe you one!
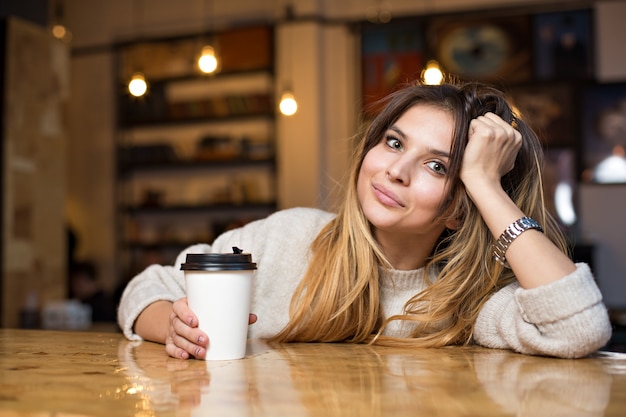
[166,298,258,360]
[166,297,206,359]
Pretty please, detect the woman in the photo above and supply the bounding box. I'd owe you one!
[118,81,611,359]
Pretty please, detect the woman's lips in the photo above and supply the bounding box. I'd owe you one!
[372,184,404,208]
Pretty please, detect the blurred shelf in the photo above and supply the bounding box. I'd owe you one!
[123,202,277,215]
[118,156,275,176]
[114,25,276,281]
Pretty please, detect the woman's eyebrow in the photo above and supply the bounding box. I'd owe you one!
[388,125,406,138]
[428,148,450,159]
[389,125,451,159]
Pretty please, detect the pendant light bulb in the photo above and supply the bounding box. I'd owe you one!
[51,24,72,42]
[422,60,444,85]
[128,72,148,97]
[198,45,218,74]
[279,90,298,116]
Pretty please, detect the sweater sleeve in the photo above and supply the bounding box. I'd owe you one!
[473,263,612,358]
[117,207,334,341]
[117,243,212,341]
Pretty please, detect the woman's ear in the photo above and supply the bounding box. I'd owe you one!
[445,217,461,231]
[443,204,464,230]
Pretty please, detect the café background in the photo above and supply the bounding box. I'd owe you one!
[1,0,625,330]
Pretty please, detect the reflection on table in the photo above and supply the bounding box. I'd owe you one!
[1,329,625,416]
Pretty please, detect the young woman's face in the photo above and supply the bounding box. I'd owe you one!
[357,104,457,242]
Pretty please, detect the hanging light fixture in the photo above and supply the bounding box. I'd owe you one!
[128,72,148,97]
[198,45,219,74]
[50,0,72,42]
[279,16,298,116]
[198,0,219,74]
[127,0,148,97]
[279,88,298,116]
[421,60,444,85]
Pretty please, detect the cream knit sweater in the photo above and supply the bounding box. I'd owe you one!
[118,207,612,358]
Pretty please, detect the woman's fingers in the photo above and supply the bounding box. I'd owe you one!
[463,112,522,181]
[166,298,208,359]
[172,297,198,328]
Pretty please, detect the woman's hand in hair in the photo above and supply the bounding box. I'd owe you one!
[460,112,522,187]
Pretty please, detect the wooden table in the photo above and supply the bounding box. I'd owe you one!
[1,329,625,416]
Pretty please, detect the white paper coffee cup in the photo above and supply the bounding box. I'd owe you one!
[181,249,256,360]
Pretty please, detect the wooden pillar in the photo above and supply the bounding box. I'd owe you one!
[1,17,68,327]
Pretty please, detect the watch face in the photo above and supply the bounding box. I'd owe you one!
[439,25,511,77]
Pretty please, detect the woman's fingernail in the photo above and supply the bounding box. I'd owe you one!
[188,317,194,326]
[195,348,202,357]
[197,336,205,344]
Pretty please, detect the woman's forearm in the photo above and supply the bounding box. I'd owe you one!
[465,177,576,288]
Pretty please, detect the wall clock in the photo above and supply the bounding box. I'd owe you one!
[438,24,511,78]
[429,15,531,83]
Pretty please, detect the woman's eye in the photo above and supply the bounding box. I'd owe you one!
[385,136,402,150]
[427,161,447,175]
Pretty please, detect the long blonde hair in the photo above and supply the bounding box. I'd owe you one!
[270,81,568,347]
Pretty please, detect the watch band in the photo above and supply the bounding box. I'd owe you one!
[493,217,544,268]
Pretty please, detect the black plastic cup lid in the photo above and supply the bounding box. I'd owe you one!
[180,248,257,271]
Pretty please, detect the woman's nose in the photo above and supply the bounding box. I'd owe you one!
[386,156,411,185]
